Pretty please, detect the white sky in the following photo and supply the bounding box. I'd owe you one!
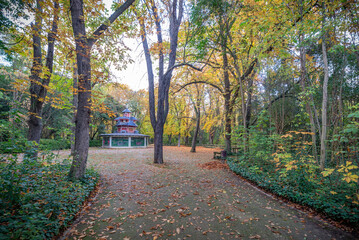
[104,0,149,91]
[110,38,149,91]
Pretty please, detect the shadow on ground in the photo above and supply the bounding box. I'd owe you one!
[60,146,356,240]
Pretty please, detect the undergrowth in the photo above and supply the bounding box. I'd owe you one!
[0,151,99,239]
[0,139,102,153]
[228,130,359,225]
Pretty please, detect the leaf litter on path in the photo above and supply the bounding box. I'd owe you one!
[59,146,355,240]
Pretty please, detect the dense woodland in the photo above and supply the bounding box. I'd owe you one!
[0,0,359,235]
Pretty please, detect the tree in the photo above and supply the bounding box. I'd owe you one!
[136,0,184,164]
[187,0,272,153]
[296,0,318,162]
[68,0,135,180]
[28,0,59,157]
[189,84,202,152]
[0,0,28,55]
[319,1,329,171]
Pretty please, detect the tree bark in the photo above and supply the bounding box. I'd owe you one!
[68,0,92,179]
[69,0,135,179]
[136,0,184,163]
[190,106,201,152]
[220,17,232,153]
[244,78,253,151]
[28,0,43,147]
[71,65,78,155]
[209,130,214,144]
[28,0,59,156]
[320,3,329,171]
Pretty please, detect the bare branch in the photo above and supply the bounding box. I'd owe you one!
[172,81,223,94]
[88,0,136,48]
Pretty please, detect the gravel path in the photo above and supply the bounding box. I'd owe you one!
[60,146,355,240]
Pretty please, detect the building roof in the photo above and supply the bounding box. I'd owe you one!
[114,116,138,121]
[122,108,131,113]
[116,120,138,127]
[100,133,149,137]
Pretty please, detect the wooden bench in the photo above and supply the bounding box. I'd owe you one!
[213,150,227,160]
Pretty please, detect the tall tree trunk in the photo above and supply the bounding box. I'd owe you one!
[154,123,164,163]
[168,134,172,145]
[28,0,43,147]
[224,97,232,153]
[69,0,135,179]
[191,107,201,152]
[71,65,78,155]
[300,41,318,162]
[320,3,329,171]
[221,22,232,153]
[209,129,214,144]
[244,78,253,151]
[136,0,184,163]
[68,0,92,179]
[177,133,181,147]
[28,0,59,156]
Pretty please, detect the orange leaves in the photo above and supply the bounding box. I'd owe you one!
[175,207,192,217]
[128,212,144,219]
[198,161,228,170]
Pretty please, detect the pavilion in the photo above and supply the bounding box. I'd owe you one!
[100,108,149,148]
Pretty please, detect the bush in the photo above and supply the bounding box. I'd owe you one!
[0,139,72,154]
[39,139,71,151]
[230,126,359,225]
[89,139,102,147]
[0,153,99,239]
[0,139,27,154]
[227,156,359,225]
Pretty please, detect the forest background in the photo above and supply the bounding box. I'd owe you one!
[0,0,358,236]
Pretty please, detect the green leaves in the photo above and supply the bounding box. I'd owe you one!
[227,128,359,224]
[0,153,99,239]
[321,168,334,177]
[348,111,359,118]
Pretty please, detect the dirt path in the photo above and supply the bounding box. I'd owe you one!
[60,146,355,240]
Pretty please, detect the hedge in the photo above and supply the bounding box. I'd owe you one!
[0,139,103,154]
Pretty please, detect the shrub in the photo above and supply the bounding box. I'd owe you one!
[0,152,99,239]
[227,154,359,225]
[39,139,71,151]
[227,131,359,225]
[0,139,27,154]
[89,139,102,147]
[0,139,72,154]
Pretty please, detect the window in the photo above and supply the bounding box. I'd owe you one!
[103,137,110,146]
[131,137,145,146]
[112,137,128,147]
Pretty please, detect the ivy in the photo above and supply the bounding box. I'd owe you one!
[0,153,99,239]
[227,156,359,224]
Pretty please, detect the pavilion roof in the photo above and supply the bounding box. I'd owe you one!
[114,116,138,121]
[116,120,138,127]
[100,133,149,137]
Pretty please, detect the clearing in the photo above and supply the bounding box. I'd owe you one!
[60,146,355,239]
